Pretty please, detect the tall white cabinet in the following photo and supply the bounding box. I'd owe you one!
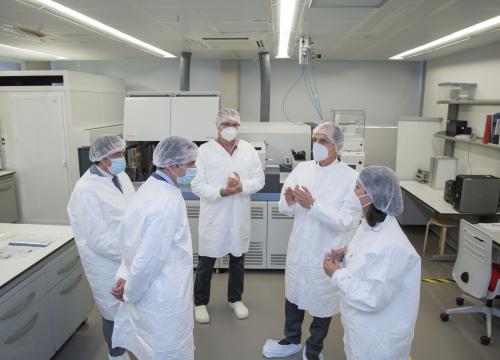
[0,71,125,224]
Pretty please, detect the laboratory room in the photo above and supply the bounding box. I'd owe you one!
[2,1,500,360]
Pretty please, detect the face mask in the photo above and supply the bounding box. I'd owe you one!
[177,166,197,185]
[109,157,126,175]
[313,143,329,162]
[221,127,238,142]
[357,193,373,209]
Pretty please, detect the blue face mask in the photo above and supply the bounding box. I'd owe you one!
[109,157,126,175]
[177,166,197,185]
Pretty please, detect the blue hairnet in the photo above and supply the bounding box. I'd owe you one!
[216,108,241,126]
[312,121,344,152]
[358,166,403,216]
[153,136,198,168]
[89,135,125,162]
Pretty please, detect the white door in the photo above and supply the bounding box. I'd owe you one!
[10,93,70,224]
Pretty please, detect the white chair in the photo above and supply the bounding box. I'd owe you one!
[440,219,500,345]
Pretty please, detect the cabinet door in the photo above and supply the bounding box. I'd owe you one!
[0,296,55,360]
[0,177,18,223]
[45,244,81,290]
[10,93,71,224]
[48,266,94,350]
[267,201,294,269]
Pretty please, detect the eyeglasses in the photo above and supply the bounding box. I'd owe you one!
[220,122,240,128]
[108,151,126,159]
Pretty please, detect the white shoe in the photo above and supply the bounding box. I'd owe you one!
[108,352,130,360]
[262,339,302,358]
[194,305,210,324]
[302,346,323,360]
[228,301,249,319]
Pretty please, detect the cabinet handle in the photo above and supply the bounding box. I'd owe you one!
[56,256,80,276]
[4,313,39,345]
[0,185,12,192]
[0,291,36,321]
[59,274,83,295]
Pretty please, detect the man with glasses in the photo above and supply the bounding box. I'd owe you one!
[67,135,135,360]
[191,108,265,323]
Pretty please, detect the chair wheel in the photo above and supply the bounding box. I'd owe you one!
[456,297,464,306]
[440,313,449,321]
[480,336,490,345]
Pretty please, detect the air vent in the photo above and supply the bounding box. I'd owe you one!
[186,205,200,218]
[0,24,55,42]
[221,242,264,267]
[271,207,294,220]
[251,206,265,219]
[309,0,386,7]
[270,254,287,266]
[200,36,265,50]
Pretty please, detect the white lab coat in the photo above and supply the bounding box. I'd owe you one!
[331,216,421,360]
[191,139,265,258]
[67,169,135,320]
[112,175,194,360]
[281,160,361,318]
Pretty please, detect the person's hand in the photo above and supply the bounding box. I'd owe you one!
[284,187,296,206]
[326,247,347,263]
[293,185,315,209]
[111,278,126,301]
[221,172,242,196]
[323,257,342,278]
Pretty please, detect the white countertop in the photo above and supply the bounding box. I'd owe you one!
[400,181,460,215]
[0,223,73,288]
[0,170,15,178]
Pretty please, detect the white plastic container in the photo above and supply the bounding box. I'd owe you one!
[438,82,476,101]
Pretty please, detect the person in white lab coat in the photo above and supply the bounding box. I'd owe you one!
[191,108,265,323]
[111,136,197,360]
[263,122,362,360]
[323,166,421,360]
[67,135,135,360]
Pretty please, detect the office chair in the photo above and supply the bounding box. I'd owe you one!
[440,220,500,345]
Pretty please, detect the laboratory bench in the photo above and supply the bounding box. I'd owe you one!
[0,223,93,360]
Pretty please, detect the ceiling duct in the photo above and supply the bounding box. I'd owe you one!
[200,36,266,50]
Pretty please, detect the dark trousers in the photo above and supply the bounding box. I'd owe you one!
[194,254,245,306]
[284,299,332,358]
[102,317,126,357]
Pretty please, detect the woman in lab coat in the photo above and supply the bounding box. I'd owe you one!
[323,166,421,360]
[111,137,198,360]
[263,122,362,360]
[67,135,135,360]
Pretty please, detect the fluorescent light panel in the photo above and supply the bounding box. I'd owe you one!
[0,43,66,59]
[276,0,298,58]
[390,15,500,60]
[17,0,175,58]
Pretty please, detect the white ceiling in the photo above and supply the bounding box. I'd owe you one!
[0,0,499,61]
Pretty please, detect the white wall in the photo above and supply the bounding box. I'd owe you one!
[422,42,500,177]
[52,59,221,92]
[239,59,423,125]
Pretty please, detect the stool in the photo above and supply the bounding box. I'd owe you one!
[423,218,458,256]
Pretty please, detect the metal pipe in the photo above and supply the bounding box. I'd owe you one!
[259,52,271,122]
[180,52,191,91]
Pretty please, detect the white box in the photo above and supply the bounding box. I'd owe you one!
[438,82,476,101]
[429,156,457,190]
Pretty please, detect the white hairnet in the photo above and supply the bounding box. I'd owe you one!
[312,121,344,151]
[89,135,125,162]
[216,108,241,126]
[153,136,198,168]
[358,166,403,216]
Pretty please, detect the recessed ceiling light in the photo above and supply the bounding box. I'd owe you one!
[16,0,176,58]
[390,14,500,60]
[0,43,66,59]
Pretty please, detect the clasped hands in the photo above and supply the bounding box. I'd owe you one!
[220,172,243,197]
[323,247,347,278]
[284,185,315,209]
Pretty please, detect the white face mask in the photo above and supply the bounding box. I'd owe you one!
[221,127,238,142]
[313,143,329,162]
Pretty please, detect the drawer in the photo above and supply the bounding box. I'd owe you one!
[0,177,18,223]
[49,266,94,350]
[45,245,81,290]
[0,274,46,331]
[0,295,55,360]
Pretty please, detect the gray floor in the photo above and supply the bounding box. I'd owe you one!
[53,226,500,360]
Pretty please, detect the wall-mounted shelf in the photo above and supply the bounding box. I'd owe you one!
[437,99,500,105]
[434,131,500,151]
